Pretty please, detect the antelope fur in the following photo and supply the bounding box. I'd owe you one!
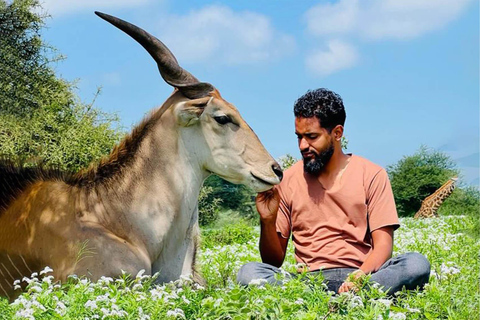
[0,13,282,300]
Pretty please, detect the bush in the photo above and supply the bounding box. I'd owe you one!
[201,221,257,248]
[439,186,480,216]
[387,146,459,217]
[0,0,123,172]
[439,186,480,238]
[198,186,223,227]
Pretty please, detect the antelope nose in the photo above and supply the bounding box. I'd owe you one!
[272,163,283,181]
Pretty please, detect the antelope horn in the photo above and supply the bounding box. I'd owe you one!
[95,11,215,99]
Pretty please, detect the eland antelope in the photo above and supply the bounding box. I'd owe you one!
[0,12,283,300]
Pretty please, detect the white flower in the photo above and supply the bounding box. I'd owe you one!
[132,283,143,291]
[98,276,113,285]
[29,285,43,293]
[166,308,186,318]
[214,298,223,308]
[42,275,54,284]
[248,278,267,286]
[40,266,53,275]
[138,307,151,320]
[22,277,32,284]
[95,294,109,302]
[348,296,363,308]
[136,269,146,279]
[440,263,460,276]
[85,300,98,310]
[377,299,392,308]
[15,307,35,320]
[193,283,205,291]
[390,312,407,320]
[182,295,191,305]
[295,298,305,305]
[55,301,67,316]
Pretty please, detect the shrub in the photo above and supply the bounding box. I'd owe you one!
[201,221,257,248]
[198,186,223,227]
[0,0,123,172]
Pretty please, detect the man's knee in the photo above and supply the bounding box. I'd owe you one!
[237,262,268,286]
[402,252,431,286]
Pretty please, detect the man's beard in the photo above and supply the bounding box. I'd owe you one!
[302,141,334,176]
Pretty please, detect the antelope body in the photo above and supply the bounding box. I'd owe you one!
[0,12,282,300]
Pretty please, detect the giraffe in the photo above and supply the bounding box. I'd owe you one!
[414,177,458,219]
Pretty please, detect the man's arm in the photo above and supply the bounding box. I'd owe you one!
[256,188,289,268]
[338,226,394,293]
[358,226,394,273]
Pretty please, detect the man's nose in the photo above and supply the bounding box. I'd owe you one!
[299,137,309,151]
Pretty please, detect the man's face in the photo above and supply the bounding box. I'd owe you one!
[295,116,334,176]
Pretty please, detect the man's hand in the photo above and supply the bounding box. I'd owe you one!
[338,269,365,293]
[257,186,287,267]
[256,187,280,223]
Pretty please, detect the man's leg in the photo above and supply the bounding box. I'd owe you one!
[370,252,431,295]
[237,262,291,286]
[315,268,356,293]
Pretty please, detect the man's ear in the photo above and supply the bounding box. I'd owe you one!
[175,97,211,126]
[332,125,344,141]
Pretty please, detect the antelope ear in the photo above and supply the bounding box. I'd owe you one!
[175,97,210,127]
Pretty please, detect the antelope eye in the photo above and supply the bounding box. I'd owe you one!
[214,115,231,125]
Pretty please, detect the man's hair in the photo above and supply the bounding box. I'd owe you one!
[293,88,346,132]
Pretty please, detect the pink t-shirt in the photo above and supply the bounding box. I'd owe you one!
[276,154,399,271]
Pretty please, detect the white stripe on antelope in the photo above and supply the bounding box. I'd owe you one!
[0,12,283,300]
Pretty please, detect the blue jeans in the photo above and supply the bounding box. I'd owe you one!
[237,252,430,295]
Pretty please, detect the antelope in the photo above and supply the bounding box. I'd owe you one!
[0,12,283,300]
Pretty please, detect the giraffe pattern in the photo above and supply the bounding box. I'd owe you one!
[414,177,458,219]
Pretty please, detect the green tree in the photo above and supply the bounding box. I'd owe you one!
[0,0,123,172]
[203,175,256,216]
[278,154,298,170]
[387,145,459,217]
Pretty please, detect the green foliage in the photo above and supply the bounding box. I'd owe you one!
[341,136,348,150]
[0,0,123,172]
[198,185,223,227]
[201,220,257,248]
[1,216,478,319]
[0,0,67,118]
[387,145,459,217]
[439,185,480,216]
[439,186,480,237]
[278,153,298,170]
[203,175,256,217]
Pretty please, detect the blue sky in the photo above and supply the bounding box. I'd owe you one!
[39,0,479,186]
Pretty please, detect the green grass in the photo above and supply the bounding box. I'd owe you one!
[0,215,478,319]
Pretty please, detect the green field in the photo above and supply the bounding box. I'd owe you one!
[1,215,478,319]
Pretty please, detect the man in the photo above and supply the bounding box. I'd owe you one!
[237,88,430,295]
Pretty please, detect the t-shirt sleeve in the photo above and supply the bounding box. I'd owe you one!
[367,169,400,232]
[275,184,292,239]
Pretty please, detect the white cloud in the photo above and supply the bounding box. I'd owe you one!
[305,40,358,77]
[39,0,151,16]
[305,0,359,37]
[304,0,473,76]
[305,0,474,40]
[156,5,295,65]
